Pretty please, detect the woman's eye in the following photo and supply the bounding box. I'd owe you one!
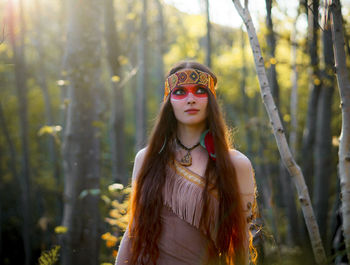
[196,87,207,94]
[173,89,185,95]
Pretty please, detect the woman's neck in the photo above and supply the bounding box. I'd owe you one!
[176,122,206,147]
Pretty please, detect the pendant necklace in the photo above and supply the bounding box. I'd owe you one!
[176,136,200,167]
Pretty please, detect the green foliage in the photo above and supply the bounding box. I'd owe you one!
[105,185,131,234]
[99,184,131,262]
[38,245,61,265]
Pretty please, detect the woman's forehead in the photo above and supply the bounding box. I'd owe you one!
[175,84,206,89]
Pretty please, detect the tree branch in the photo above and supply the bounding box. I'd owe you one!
[231,0,327,264]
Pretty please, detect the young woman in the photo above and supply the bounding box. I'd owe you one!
[115,61,257,265]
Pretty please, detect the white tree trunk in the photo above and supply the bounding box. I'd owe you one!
[330,0,350,260]
[231,0,327,263]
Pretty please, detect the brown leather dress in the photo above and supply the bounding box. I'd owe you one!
[115,160,219,265]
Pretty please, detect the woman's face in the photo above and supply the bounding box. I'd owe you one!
[170,83,208,126]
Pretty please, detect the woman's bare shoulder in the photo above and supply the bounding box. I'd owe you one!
[228,149,252,167]
[229,149,256,195]
[135,147,148,163]
[132,147,148,183]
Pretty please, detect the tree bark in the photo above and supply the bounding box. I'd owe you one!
[7,1,31,264]
[155,0,165,102]
[290,17,298,157]
[104,0,127,185]
[0,102,20,263]
[60,0,102,264]
[301,0,321,195]
[34,0,56,170]
[313,22,334,247]
[136,0,148,151]
[330,0,350,260]
[204,0,211,68]
[231,1,327,263]
[265,0,299,246]
[240,27,253,158]
[256,123,281,249]
[0,176,1,262]
[265,0,279,108]
[34,0,61,224]
[290,14,306,247]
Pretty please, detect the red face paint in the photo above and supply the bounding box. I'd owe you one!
[171,85,208,100]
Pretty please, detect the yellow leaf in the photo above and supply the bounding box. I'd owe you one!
[269,58,277,64]
[118,56,129,65]
[92,120,104,128]
[122,187,131,195]
[111,75,120,83]
[101,232,111,240]
[38,126,54,136]
[105,217,119,226]
[283,114,291,123]
[115,220,128,231]
[126,13,136,20]
[106,240,117,248]
[101,195,111,204]
[314,78,321,85]
[111,200,123,209]
[332,136,339,147]
[109,209,121,219]
[54,226,68,234]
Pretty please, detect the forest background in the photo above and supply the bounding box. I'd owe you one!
[0,0,349,264]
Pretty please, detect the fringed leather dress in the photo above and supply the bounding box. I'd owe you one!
[115,160,219,265]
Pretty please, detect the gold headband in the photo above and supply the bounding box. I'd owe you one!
[163,68,216,101]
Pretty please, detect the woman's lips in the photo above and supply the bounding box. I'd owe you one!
[185,109,199,114]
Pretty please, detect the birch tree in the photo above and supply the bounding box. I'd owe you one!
[330,0,350,260]
[231,0,327,263]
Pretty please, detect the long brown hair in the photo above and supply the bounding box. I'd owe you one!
[129,61,252,264]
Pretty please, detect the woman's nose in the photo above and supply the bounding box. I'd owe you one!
[186,93,196,104]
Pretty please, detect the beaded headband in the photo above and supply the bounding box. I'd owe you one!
[163,68,216,101]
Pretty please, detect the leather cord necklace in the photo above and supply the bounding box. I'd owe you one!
[176,136,200,167]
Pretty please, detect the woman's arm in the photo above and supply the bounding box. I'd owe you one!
[115,147,147,265]
[115,228,131,265]
[229,150,256,219]
[229,149,256,264]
